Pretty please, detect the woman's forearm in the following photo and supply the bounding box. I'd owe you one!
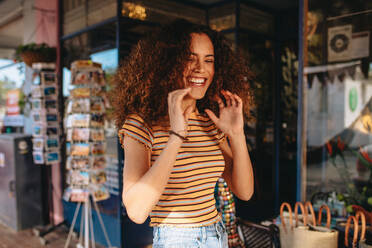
[228,133,254,201]
[123,136,182,223]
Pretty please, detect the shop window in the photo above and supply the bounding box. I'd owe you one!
[62,22,116,72]
[121,0,206,25]
[63,0,117,35]
[280,43,298,204]
[0,60,25,132]
[223,32,236,51]
[237,32,277,220]
[209,2,236,31]
[305,0,372,215]
[240,4,274,35]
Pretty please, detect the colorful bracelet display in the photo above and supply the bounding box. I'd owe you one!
[215,178,245,248]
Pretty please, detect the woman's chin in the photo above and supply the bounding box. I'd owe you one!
[188,88,206,100]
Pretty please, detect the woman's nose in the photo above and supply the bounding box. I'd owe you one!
[194,59,205,72]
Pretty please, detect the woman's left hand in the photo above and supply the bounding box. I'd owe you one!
[205,90,244,138]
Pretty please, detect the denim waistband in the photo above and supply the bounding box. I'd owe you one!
[153,220,226,243]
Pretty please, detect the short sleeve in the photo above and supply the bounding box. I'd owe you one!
[118,114,153,150]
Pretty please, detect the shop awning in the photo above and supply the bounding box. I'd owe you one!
[0,0,24,59]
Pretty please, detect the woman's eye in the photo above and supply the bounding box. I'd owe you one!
[206,60,214,63]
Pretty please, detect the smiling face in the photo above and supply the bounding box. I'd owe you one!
[182,33,215,100]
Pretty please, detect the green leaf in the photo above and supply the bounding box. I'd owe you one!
[368,197,372,206]
[346,205,353,213]
[337,193,344,201]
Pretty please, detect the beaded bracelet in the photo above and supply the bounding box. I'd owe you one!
[169,130,188,141]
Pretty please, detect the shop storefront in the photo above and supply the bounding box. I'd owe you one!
[302,0,372,217]
[3,0,371,247]
[58,1,301,247]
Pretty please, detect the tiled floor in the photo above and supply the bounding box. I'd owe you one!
[0,222,105,248]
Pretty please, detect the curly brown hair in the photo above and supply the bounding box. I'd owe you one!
[111,19,254,129]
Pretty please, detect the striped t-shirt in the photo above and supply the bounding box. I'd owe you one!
[118,112,226,227]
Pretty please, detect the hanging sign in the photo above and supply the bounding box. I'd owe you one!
[351,31,370,59]
[328,25,352,62]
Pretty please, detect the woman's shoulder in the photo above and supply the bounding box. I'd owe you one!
[123,113,150,129]
[121,114,155,137]
[125,113,145,122]
[119,113,154,149]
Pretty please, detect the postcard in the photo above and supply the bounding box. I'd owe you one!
[46,126,59,135]
[69,188,89,202]
[72,128,90,141]
[66,157,90,170]
[71,87,90,98]
[32,125,46,137]
[91,142,105,155]
[45,151,60,164]
[41,72,57,85]
[45,99,57,110]
[44,86,57,97]
[31,99,43,110]
[91,114,104,127]
[72,114,90,128]
[90,98,105,113]
[92,185,110,202]
[70,143,90,156]
[68,170,90,186]
[46,136,59,150]
[33,151,44,164]
[67,98,90,113]
[31,85,42,98]
[91,171,107,184]
[92,156,106,170]
[90,129,104,141]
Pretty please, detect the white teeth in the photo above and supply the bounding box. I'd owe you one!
[189,78,205,83]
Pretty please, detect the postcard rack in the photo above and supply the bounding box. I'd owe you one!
[63,60,112,248]
[31,63,60,165]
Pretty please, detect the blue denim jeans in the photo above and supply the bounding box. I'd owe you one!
[152,220,228,248]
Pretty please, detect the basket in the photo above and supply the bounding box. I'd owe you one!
[20,50,55,67]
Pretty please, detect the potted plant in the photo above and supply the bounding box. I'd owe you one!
[15,43,56,67]
[326,138,372,222]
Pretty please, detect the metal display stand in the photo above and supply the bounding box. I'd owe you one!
[64,195,114,248]
[33,221,67,246]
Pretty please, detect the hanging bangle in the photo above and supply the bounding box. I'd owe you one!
[169,130,188,141]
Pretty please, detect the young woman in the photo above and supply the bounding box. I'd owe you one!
[112,19,254,247]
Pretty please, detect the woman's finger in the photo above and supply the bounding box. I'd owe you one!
[215,95,225,109]
[232,93,243,108]
[223,90,234,107]
[176,88,191,102]
[169,88,190,97]
[220,90,230,106]
[205,109,219,125]
[170,88,191,105]
[229,93,241,108]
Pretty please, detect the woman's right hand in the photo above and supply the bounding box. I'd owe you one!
[167,88,193,137]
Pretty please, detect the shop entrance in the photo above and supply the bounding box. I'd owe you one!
[61,0,298,247]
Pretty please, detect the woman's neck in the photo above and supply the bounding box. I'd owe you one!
[182,97,197,113]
